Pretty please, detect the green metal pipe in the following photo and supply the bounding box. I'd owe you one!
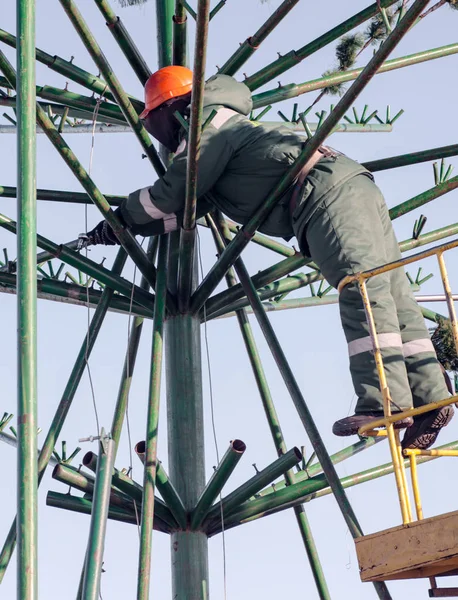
[228,256,393,600]
[0,272,154,319]
[222,220,296,256]
[157,0,174,68]
[0,28,141,106]
[0,185,124,206]
[363,143,458,173]
[244,0,399,90]
[211,439,458,532]
[94,0,152,85]
[0,249,127,584]
[207,270,323,320]
[0,50,167,306]
[0,84,129,124]
[191,0,426,317]
[166,314,209,599]
[204,447,302,526]
[82,438,115,600]
[261,121,393,133]
[209,213,330,599]
[83,452,179,530]
[252,43,458,108]
[202,253,311,318]
[16,1,37,597]
[0,213,156,311]
[135,443,187,530]
[399,221,458,253]
[390,176,458,220]
[137,235,169,600]
[190,439,247,530]
[173,0,187,67]
[177,0,211,310]
[57,0,164,175]
[110,237,158,452]
[218,0,300,77]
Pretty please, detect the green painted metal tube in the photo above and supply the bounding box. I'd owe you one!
[244,0,399,90]
[229,257,394,600]
[110,237,158,453]
[208,213,330,599]
[0,51,166,306]
[190,439,246,530]
[177,0,211,310]
[173,0,187,67]
[389,176,458,220]
[363,143,458,173]
[135,443,187,530]
[399,221,458,253]
[82,438,115,600]
[56,0,164,175]
[84,452,179,530]
[252,43,458,108]
[223,220,296,256]
[211,439,458,533]
[0,28,141,106]
[166,314,209,599]
[0,78,129,123]
[0,272,154,319]
[0,213,156,310]
[207,270,323,320]
[94,0,152,85]
[157,0,174,68]
[202,253,311,318]
[204,447,302,525]
[0,249,127,584]
[191,1,426,317]
[218,0,300,76]
[16,1,37,597]
[0,185,124,206]
[137,235,169,600]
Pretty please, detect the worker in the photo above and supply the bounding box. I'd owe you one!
[81,66,453,450]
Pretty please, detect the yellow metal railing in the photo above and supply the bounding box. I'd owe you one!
[338,238,458,525]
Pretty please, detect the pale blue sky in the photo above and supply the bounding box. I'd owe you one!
[1,1,458,598]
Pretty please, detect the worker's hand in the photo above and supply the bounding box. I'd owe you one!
[77,219,119,250]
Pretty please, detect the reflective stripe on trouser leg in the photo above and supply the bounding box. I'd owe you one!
[377,187,450,407]
[303,174,413,413]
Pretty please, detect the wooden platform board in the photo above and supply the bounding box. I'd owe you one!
[356,510,458,582]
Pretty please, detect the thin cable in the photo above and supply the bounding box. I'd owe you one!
[84,91,107,436]
[197,228,228,600]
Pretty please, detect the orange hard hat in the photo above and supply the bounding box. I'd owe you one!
[139,66,193,119]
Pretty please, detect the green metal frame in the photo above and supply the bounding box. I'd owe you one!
[2,0,458,598]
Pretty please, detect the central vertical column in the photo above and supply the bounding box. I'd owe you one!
[165,313,209,599]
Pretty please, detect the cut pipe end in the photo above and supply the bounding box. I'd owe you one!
[135,440,146,454]
[231,439,246,453]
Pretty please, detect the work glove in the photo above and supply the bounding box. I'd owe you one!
[77,219,119,250]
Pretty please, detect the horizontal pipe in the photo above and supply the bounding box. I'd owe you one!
[0,185,124,206]
[0,212,156,311]
[252,43,458,109]
[135,442,187,530]
[207,439,458,536]
[203,447,302,527]
[363,143,458,172]
[190,439,246,530]
[0,272,154,318]
[389,176,458,220]
[46,491,171,533]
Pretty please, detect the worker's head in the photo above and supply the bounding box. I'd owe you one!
[140,66,193,152]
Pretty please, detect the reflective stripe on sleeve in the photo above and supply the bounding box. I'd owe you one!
[163,214,178,233]
[402,338,435,358]
[139,187,170,220]
[348,332,403,357]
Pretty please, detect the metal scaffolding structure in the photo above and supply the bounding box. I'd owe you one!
[1,0,458,598]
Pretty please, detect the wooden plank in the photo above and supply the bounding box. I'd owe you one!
[356,511,458,582]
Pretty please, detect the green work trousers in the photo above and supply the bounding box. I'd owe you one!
[300,173,449,413]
